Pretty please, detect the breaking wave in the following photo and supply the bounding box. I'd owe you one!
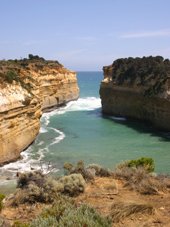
[0,97,100,180]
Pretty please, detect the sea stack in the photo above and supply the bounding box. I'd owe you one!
[0,55,79,165]
[100,56,170,131]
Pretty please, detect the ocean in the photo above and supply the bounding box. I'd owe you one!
[1,71,170,186]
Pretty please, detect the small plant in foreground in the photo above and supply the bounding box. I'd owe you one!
[30,195,112,227]
[12,220,29,227]
[0,193,5,211]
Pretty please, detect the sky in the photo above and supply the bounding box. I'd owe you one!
[0,0,170,71]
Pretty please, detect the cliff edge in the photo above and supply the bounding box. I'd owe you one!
[100,56,170,130]
[0,55,79,165]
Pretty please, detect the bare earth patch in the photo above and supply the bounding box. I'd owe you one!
[1,175,170,226]
[76,177,170,227]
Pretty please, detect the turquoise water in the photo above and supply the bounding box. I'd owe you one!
[1,71,170,178]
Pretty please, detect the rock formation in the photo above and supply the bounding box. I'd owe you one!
[0,55,79,165]
[100,56,170,130]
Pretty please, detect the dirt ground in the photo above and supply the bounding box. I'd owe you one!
[1,176,170,227]
[76,177,170,227]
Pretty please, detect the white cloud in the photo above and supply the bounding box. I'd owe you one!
[120,29,170,39]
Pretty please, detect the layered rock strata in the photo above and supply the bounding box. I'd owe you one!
[100,56,170,131]
[0,56,79,165]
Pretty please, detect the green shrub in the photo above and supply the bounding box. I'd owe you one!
[58,204,112,227]
[58,173,86,196]
[12,220,29,227]
[40,195,74,221]
[30,216,57,227]
[30,196,112,227]
[5,70,20,83]
[127,157,155,172]
[0,193,5,211]
[116,157,154,173]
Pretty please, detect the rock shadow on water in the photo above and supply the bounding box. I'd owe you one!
[86,107,102,117]
[101,113,170,142]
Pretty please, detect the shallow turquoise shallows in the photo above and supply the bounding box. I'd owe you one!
[1,72,170,178]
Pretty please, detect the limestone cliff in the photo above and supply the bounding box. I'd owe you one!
[100,56,170,130]
[0,56,79,165]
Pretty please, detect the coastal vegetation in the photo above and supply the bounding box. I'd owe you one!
[1,158,170,226]
[116,157,155,173]
[0,54,62,85]
[0,194,5,211]
[108,56,170,96]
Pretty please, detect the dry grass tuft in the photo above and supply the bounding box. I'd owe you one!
[110,201,155,222]
[137,176,167,195]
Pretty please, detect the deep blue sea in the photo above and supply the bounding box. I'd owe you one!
[1,71,170,183]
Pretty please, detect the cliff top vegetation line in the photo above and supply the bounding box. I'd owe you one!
[103,56,170,97]
[0,54,64,85]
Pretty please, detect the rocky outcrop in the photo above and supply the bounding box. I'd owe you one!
[100,56,170,131]
[0,56,79,165]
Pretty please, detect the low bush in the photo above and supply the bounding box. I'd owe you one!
[9,171,86,206]
[12,220,29,227]
[114,164,148,182]
[30,195,112,227]
[40,195,74,221]
[127,157,155,172]
[64,161,111,181]
[58,173,85,196]
[87,164,112,177]
[114,159,168,195]
[30,216,56,227]
[17,171,45,189]
[5,70,20,83]
[0,193,5,211]
[64,160,94,181]
[58,204,112,227]
[116,157,154,173]
[10,171,60,205]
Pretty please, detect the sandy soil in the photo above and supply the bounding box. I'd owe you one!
[1,176,170,227]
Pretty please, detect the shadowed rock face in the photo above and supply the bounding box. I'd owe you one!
[100,56,170,131]
[0,57,79,165]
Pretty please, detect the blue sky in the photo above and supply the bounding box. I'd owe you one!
[1,0,170,70]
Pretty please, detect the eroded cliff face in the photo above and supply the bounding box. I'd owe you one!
[100,57,170,131]
[0,57,79,165]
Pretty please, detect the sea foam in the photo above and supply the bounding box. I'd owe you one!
[0,97,100,179]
